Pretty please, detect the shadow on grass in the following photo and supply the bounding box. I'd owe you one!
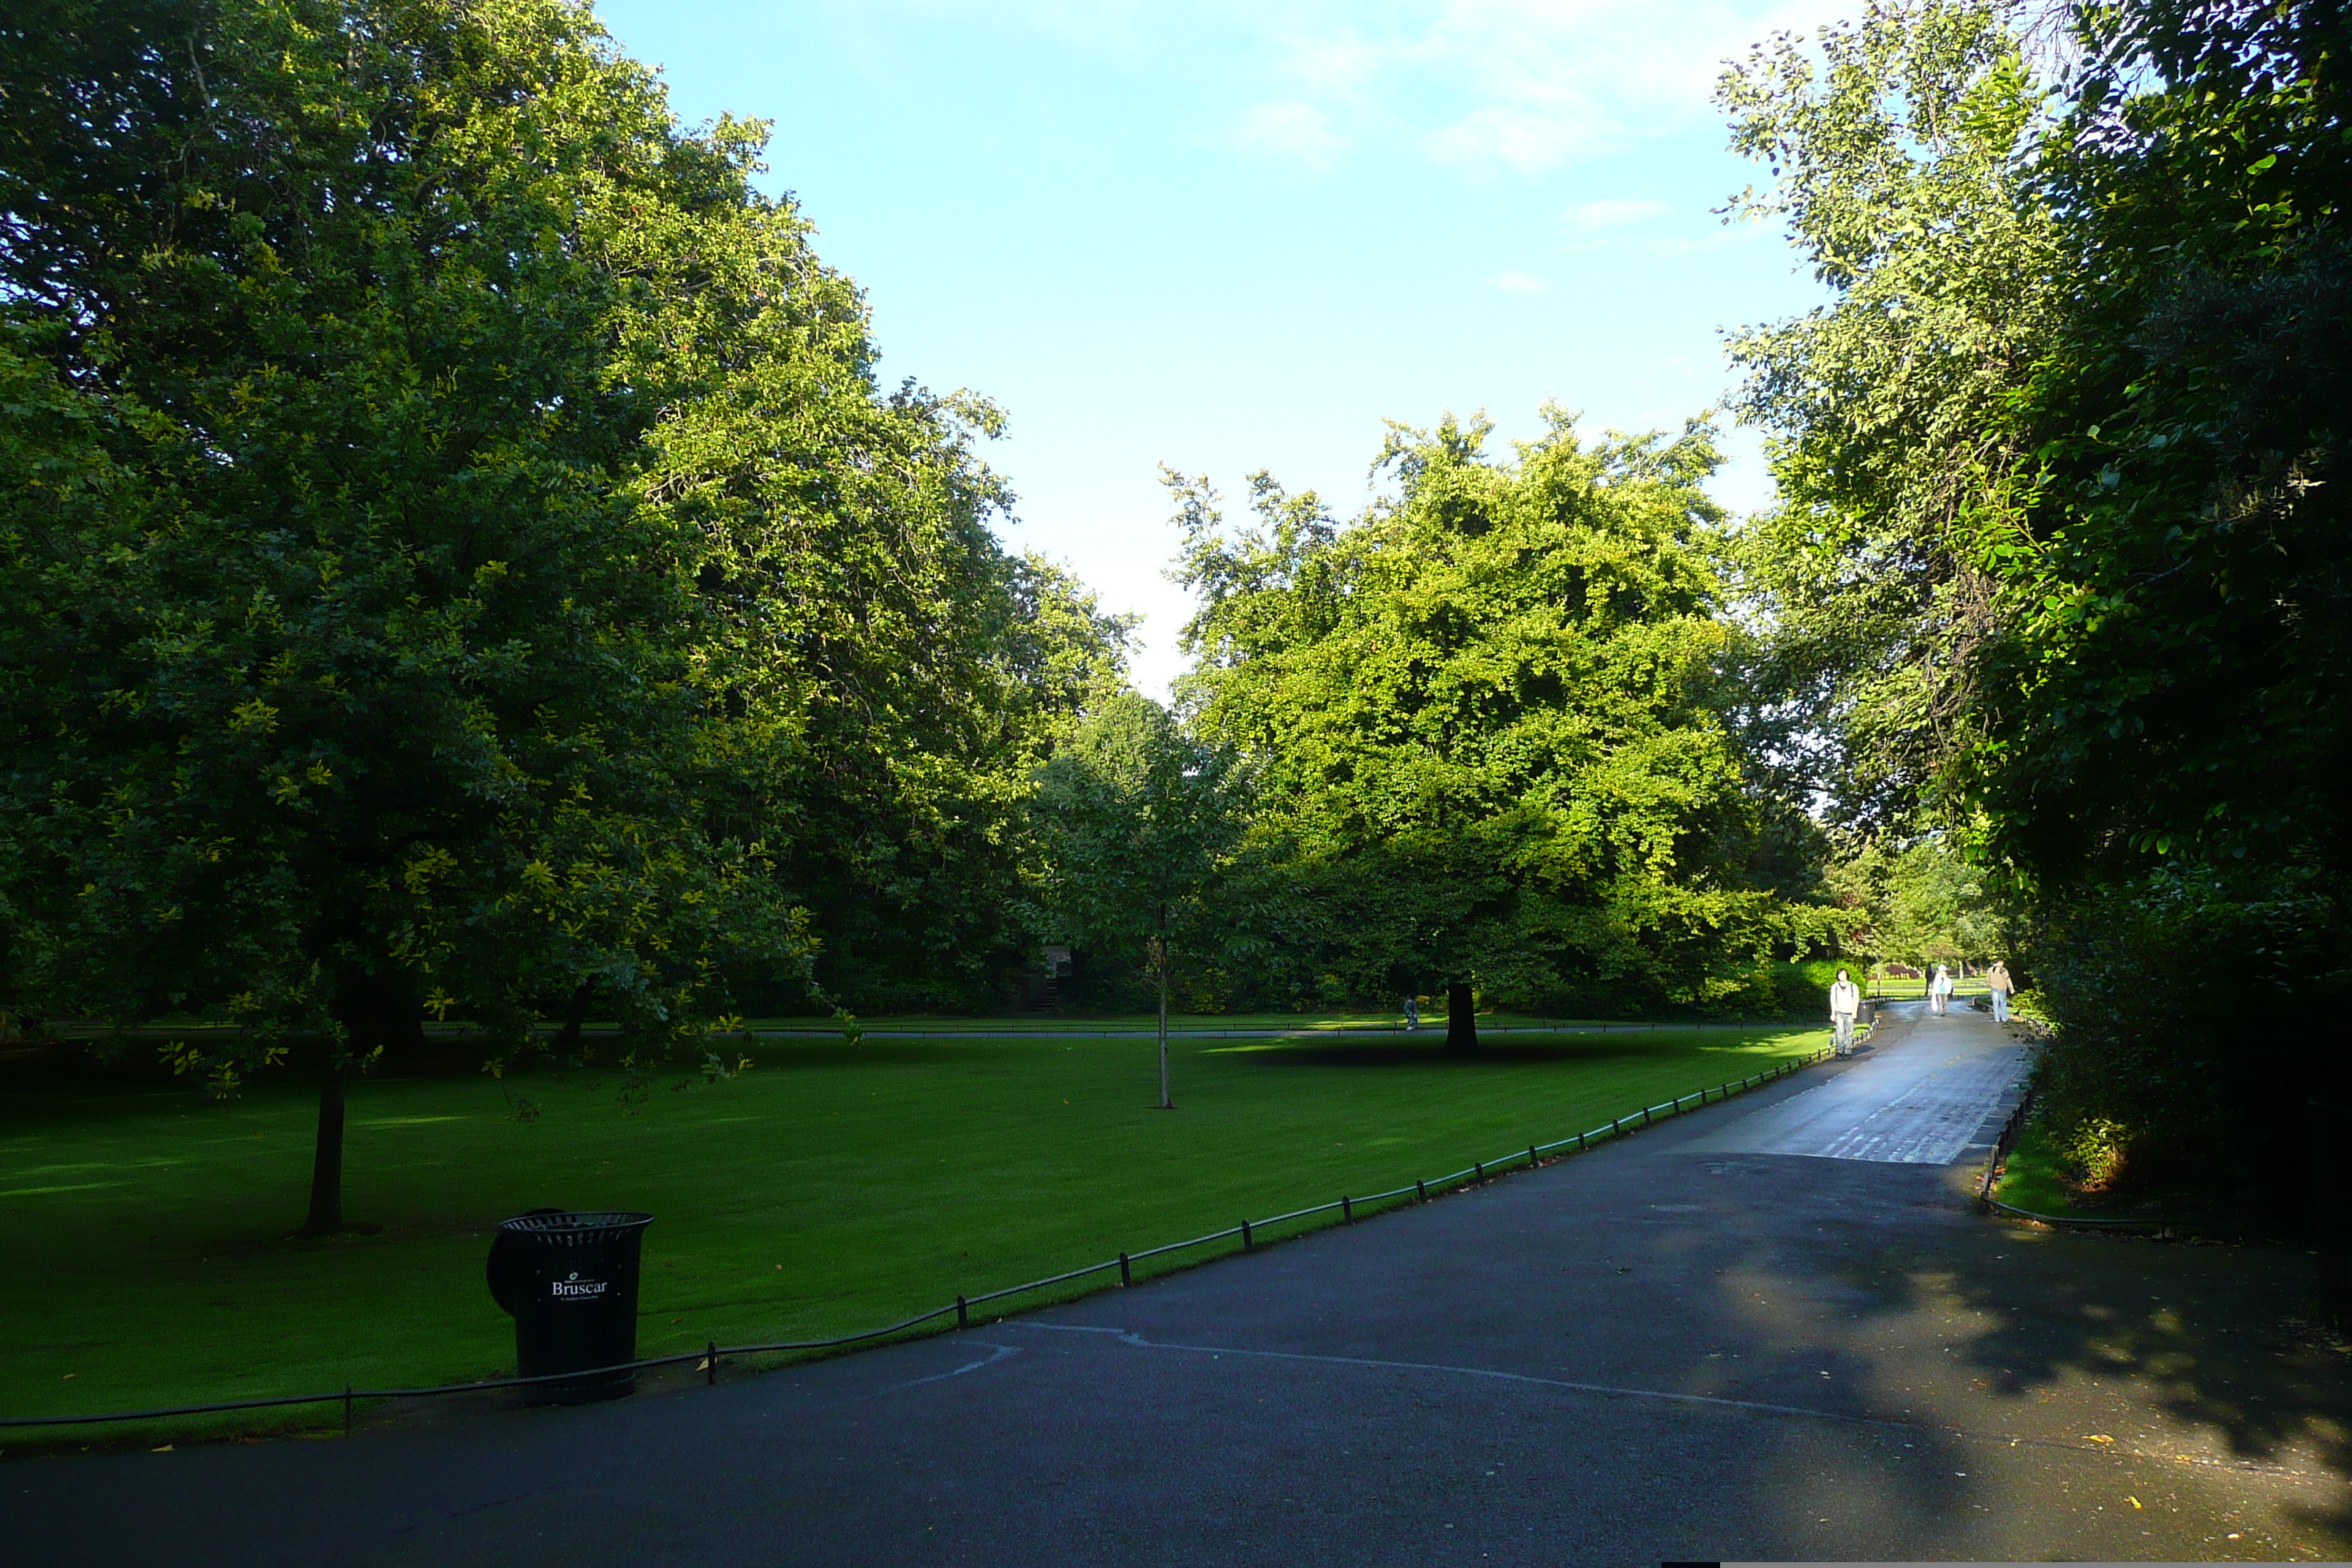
[1207,1040,1670,1067]
[1207,1031,1817,1068]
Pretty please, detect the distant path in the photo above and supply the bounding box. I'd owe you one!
[1688,1003,2029,1163]
[9,1003,2345,1567]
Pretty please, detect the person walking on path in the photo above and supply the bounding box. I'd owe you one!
[1930,965,1954,1017]
[1830,968,1862,1057]
[1986,960,2013,1023]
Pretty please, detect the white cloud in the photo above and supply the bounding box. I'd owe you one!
[1215,0,1853,178]
[1564,197,1670,233]
[1226,99,1348,170]
[1490,269,1548,293]
[1426,102,1609,176]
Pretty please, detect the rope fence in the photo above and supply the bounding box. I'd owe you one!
[3,1046,1839,1434]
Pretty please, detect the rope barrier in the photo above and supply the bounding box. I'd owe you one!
[2,1045,1838,1433]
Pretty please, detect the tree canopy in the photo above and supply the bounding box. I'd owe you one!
[0,0,1121,1224]
[1173,413,1832,1026]
[1721,0,2352,1253]
[1032,692,1243,1105]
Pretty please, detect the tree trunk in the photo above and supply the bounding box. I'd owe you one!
[300,1061,346,1236]
[553,981,593,1058]
[1444,981,1478,1054]
[301,965,424,1236]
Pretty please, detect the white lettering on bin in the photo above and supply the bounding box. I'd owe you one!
[551,1270,608,1300]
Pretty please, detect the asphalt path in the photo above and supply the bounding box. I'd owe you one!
[8,1003,2348,1566]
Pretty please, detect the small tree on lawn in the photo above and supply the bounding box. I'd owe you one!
[1034,695,1243,1109]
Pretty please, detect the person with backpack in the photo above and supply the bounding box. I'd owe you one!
[1985,960,2014,1023]
[1829,968,1863,1056]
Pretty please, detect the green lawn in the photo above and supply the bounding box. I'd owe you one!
[1,1023,1825,1441]
[742,1011,1793,1035]
[1992,1115,2225,1230]
[1990,1119,2081,1217]
[1864,975,1990,1000]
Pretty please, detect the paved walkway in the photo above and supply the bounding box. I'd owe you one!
[1689,1007,2029,1164]
[8,1004,2348,1566]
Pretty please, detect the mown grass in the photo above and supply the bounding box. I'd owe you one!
[1,1022,1825,1443]
[1991,1118,2082,1216]
[1864,976,1990,1000]
[1993,1115,2228,1229]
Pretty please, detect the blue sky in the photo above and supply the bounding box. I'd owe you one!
[597,0,1837,696]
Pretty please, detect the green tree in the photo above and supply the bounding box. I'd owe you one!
[1719,0,2352,1285]
[0,0,1030,1229]
[1175,412,1831,1038]
[1970,0,2352,894]
[1827,837,2006,981]
[1716,0,2060,830]
[1967,0,2352,1248]
[1033,694,1243,1108]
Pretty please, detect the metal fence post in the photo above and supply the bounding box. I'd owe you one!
[1527,1145,1538,1167]
[706,1341,717,1386]
[1119,1251,1131,1286]
[1474,1161,1485,1180]
[1341,1195,1353,1221]
[343,1383,352,1436]
[1241,1218,1254,1252]
[1416,1179,1428,1200]
[956,1294,969,1329]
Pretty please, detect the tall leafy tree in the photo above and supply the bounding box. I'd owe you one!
[1174,412,1830,1036]
[1716,0,2061,830]
[1033,694,1243,1108]
[0,0,1034,1229]
[1721,0,2352,1292]
[1978,0,2352,886]
[810,550,1138,1014]
[1968,0,2352,1243]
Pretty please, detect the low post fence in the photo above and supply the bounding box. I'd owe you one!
[4,1047,1838,1434]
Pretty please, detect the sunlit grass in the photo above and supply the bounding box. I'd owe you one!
[2,1024,1825,1441]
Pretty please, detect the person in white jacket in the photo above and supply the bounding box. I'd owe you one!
[1930,965,1954,1016]
[1829,968,1862,1057]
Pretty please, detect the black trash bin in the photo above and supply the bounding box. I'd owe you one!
[487,1209,655,1403]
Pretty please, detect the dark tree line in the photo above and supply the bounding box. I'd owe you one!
[1720,0,2352,1297]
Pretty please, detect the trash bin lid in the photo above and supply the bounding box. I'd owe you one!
[497,1210,654,1237]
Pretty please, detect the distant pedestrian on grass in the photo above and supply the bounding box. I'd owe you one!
[1986,960,2013,1023]
[1930,965,1954,1016]
[1403,996,1420,1031]
[1830,968,1862,1057]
